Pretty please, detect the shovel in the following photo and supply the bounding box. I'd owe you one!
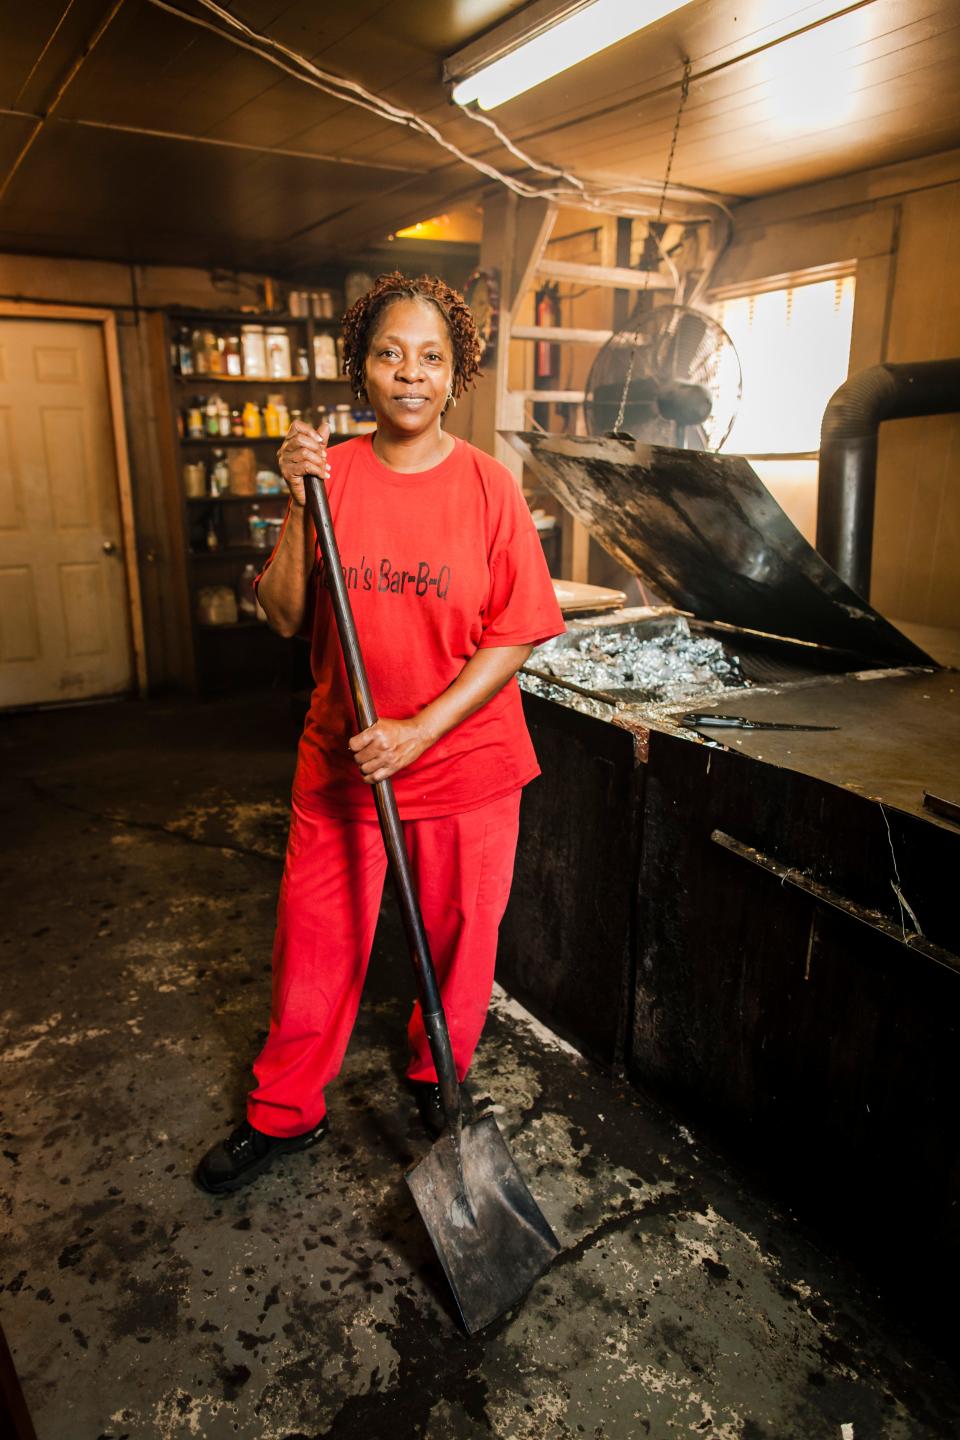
[304,473,560,1335]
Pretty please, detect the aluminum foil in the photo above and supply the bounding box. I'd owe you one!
[523,617,745,710]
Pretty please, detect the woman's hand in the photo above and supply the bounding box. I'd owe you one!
[348,717,432,784]
[277,418,331,506]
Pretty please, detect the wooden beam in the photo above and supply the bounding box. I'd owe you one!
[510,325,613,344]
[534,260,673,290]
[508,200,557,318]
[511,389,584,403]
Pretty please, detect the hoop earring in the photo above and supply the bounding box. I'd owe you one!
[357,385,368,402]
[446,392,456,408]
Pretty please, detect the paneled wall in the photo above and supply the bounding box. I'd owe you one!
[712,148,960,629]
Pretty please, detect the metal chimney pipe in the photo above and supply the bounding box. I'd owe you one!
[816,359,960,598]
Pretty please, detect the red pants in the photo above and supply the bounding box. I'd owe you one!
[247,788,522,1137]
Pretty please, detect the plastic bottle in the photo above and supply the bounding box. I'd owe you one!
[242,401,262,438]
[236,563,259,618]
[264,396,282,438]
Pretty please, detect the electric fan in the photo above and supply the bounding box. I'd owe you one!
[583,304,742,450]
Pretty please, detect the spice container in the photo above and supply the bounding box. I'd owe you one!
[333,403,353,435]
[241,324,267,378]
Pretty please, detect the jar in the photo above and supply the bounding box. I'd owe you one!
[204,394,220,437]
[265,326,292,378]
[218,398,231,437]
[197,586,237,625]
[228,448,257,495]
[182,461,206,498]
[296,346,310,377]
[333,403,353,435]
[241,324,267,378]
[312,289,335,319]
[230,407,244,437]
[313,333,337,379]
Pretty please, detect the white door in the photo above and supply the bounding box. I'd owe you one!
[0,318,134,706]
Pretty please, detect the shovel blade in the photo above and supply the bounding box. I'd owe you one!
[405,1112,560,1335]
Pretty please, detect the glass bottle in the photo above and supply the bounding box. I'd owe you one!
[176,326,194,376]
[205,394,220,437]
[210,449,230,496]
[187,398,204,439]
[224,334,242,377]
[192,330,208,377]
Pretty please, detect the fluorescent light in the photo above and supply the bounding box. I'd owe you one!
[452,0,685,111]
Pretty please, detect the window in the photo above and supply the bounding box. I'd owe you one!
[712,272,855,455]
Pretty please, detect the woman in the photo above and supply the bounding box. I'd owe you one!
[197,272,564,1194]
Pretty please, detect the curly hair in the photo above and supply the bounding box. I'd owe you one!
[340,271,483,404]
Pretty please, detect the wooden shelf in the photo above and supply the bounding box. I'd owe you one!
[197,619,266,632]
[174,372,310,384]
[182,434,284,446]
[169,309,320,326]
[189,546,275,559]
[186,493,286,504]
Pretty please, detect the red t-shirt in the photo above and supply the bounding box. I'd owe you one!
[270,434,565,819]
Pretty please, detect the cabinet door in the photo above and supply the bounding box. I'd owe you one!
[632,729,960,1271]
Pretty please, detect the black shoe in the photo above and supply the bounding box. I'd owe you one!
[407,1080,473,1140]
[195,1116,328,1195]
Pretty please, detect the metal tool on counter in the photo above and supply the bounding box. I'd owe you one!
[681,713,840,732]
[304,473,560,1336]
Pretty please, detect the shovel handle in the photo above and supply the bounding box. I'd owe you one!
[303,474,461,1131]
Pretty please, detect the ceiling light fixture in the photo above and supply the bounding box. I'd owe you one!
[446,0,686,111]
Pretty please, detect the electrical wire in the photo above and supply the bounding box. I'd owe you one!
[145,0,729,226]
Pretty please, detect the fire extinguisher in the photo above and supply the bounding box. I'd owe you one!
[535,282,560,383]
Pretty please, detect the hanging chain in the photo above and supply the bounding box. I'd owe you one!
[613,60,692,434]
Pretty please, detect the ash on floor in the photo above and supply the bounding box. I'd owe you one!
[1,695,958,1440]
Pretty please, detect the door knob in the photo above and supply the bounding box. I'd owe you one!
[102,540,117,554]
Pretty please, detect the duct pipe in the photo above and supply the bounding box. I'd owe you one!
[816,359,960,598]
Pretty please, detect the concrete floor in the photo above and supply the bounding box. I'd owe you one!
[2,694,959,1440]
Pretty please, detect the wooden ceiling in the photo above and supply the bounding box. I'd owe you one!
[0,0,957,274]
